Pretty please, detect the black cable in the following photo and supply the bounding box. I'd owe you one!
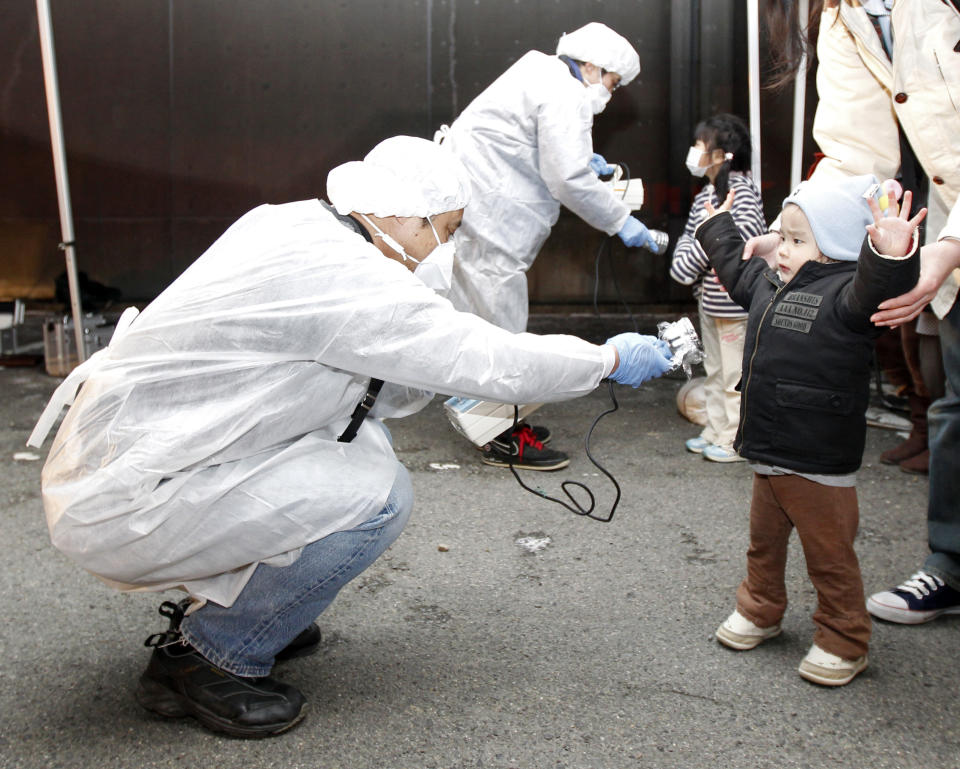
[591,236,639,332]
[504,381,622,523]
[606,244,640,332]
[592,237,604,315]
[616,161,631,190]
[508,158,638,522]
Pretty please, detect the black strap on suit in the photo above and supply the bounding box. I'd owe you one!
[337,378,384,443]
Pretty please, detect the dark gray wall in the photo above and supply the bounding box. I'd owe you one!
[1,0,817,307]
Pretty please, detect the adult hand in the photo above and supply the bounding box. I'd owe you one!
[605,333,673,387]
[865,189,927,258]
[589,153,616,177]
[871,238,960,328]
[742,232,781,265]
[618,216,668,254]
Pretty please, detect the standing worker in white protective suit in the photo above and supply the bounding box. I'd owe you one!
[438,22,669,471]
[28,136,672,739]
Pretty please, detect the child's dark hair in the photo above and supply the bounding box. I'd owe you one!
[693,113,752,201]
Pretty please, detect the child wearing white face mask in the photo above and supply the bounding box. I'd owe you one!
[669,113,766,463]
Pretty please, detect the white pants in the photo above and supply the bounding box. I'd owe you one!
[698,307,747,450]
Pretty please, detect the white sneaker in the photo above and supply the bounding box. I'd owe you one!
[703,444,747,463]
[685,436,711,454]
[715,609,782,650]
[798,644,868,686]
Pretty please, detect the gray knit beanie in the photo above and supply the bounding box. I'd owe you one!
[782,174,879,261]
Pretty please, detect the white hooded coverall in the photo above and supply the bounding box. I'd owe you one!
[32,201,613,607]
[444,51,632,333]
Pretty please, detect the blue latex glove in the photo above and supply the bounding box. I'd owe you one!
[589,152,616,177]
[617,216,665,253]
[606,333,673,387]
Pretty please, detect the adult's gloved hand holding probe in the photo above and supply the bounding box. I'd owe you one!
[605,333,673,386]
[617,216,669,255]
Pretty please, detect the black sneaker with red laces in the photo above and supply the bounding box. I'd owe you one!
[481,424,569,471]
[496,421,551,445]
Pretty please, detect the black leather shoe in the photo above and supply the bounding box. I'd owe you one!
[136,632,307,738]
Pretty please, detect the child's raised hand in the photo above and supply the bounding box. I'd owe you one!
[866,189,927,257]
[703,189,735,219]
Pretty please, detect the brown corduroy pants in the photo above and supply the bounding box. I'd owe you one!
[735,473,871,660]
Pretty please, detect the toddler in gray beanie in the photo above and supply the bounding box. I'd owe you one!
[782,174,880,262]
[693,176,926,689]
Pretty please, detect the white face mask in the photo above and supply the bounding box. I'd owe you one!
[685,145,734,178]
[413,217,455,294]
[586,75,612,115]
[685,146,708,177]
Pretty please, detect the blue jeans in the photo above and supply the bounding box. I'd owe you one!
[181,463,413,677]
[925,300,960,590]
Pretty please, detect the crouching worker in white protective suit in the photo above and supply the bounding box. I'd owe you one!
[436,21,669,472]
[27,136,673,739]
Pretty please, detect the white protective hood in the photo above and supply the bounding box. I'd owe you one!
[327,134,471,218]
[33,200,609,606]
[556,22,641,85]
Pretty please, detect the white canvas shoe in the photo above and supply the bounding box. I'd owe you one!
[702,444,747,463]
[798,644,868,686]
[685,436,711,454]
[715,609,782,650]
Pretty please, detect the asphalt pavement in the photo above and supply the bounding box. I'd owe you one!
[1,336,957,769]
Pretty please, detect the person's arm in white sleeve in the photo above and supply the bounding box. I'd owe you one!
[322,262,652,398]
[535,92,630,236]
[313,254,610,404]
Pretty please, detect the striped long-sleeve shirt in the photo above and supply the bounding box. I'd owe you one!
[670,173,767,318]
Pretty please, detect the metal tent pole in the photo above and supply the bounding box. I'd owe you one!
[790,0,810,190]
[747,0,762,191]
[36,0,86,364]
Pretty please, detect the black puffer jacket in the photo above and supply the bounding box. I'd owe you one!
[696,212,919,474]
